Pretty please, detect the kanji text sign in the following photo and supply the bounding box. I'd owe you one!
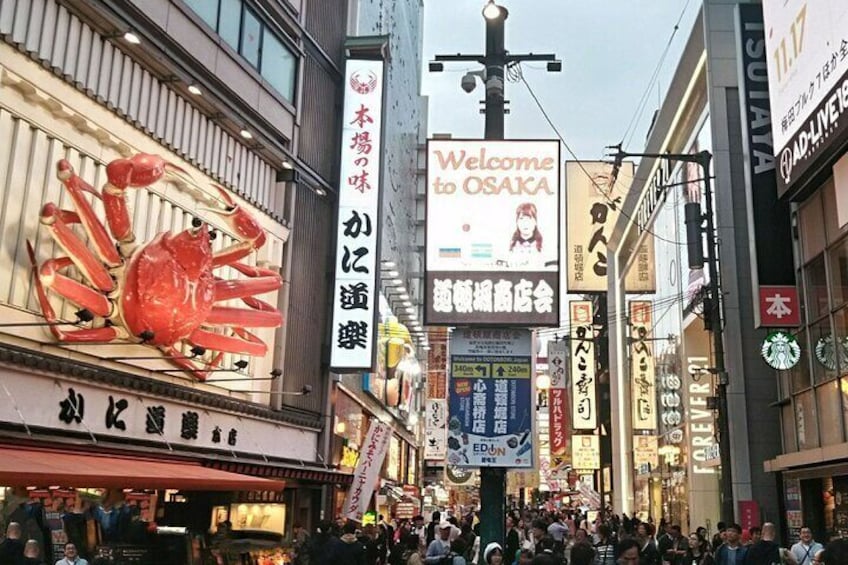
[425,140,561,326]
[330,59,385,370]
[759,285,801,327]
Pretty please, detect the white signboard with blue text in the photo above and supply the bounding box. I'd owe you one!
[447,329,534,468]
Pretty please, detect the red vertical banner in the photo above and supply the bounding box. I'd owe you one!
[738,500,761,534]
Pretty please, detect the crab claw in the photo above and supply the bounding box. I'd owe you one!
[209,185,267,267]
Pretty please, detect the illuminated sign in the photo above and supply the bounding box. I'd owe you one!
[570,301,596,430]
[425,139,560,326]
[630,301,657,430]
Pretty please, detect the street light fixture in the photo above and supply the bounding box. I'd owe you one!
[482,1,504,20]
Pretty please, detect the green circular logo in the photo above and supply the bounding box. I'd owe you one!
[761,331,801,370]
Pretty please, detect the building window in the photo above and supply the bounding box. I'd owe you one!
[184,0,297,104]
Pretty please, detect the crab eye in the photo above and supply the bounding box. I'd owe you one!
[191,217,202,228]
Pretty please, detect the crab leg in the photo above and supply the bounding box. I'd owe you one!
[205,306,282,328]
[161,345,213,381]
[55,160,121,267]
[209,187,268,267]
[39,204,115,292]
[214,276,281,302]
[38,257,112,317]
[26,242,119,342]
[188,327,267,356]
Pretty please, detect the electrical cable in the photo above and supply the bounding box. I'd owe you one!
[620,0,693,150]
[519,71,686,248]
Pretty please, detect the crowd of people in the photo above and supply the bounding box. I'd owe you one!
[0,522,86,565]
[290,510,848,565]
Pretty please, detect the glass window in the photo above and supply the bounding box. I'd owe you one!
[782,403,798,453]
[810,318,839,384]
[800,192,826,261]
[240,7,262,67]
[817,381,844,445]
[791,329,812,392]
[831,237,848,308]
[833,308,848,377]
[805,255,829,321]
[219,0,242,51]
[822,177,845,244]
[184,0,219,28]
[262,30,296,102]
[796,390,819,450]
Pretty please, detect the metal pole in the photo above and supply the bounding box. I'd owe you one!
[479,5,507,557]
[698,150,734,523]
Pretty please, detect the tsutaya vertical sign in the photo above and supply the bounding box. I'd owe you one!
[330,59,385,370]
[425,140,560,326]
[565,161,655,293]
[630,301,657,430]
[570,301,597,430]
[342,420,392,522]
[548,340,568,457]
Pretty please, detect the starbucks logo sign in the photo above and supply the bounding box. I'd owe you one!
[761,331,801,370]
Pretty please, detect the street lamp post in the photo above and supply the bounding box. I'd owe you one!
[610,147,734,524]
[429,2,561,556]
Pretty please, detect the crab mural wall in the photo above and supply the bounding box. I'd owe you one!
[26,153,283,381]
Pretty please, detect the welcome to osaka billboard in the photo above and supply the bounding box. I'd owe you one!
[424,139,561,326]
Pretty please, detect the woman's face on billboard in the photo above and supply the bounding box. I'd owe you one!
[516,212,536,239]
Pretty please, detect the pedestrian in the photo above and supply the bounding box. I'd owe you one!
[637,523,660,565]
[743,522,779,565]
[516,549,534,565]
[22,540,44,565]
[714,524,747,565]
[711,524,726,554]
[595,524,616,565]
[483,543,504,565]
[617,538,641,565]
[789,528,823,565]
[0,522,24,565]
[659,525,685,565]
[450,538,469,565]
[683,533,714,565]
[293,523,311,565]
[424,521,453,564]
[819,538,848,565]
[505,516,520,563]
[427,512,442,547]
[54,543,88,565]
[745,528,761,547]
[330,521,367,565]
[571,542,596,565]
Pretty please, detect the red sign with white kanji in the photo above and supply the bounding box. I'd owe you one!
[758,285,801,327]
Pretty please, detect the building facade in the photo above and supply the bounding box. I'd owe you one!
[760,0,848,544]
[0,0,361,560]
[607,0,787,533]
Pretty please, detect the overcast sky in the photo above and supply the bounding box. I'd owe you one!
[422,0,700,159]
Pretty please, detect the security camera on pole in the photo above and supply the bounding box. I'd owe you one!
[428,1,561,557]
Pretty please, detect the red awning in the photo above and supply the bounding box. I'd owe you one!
[0,445,285,491]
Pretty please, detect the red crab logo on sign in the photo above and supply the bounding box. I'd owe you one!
[26,153,283,381]
[349,70,378,94]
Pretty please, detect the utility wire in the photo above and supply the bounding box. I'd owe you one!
[620,0,693,150]
[519,72,685,248]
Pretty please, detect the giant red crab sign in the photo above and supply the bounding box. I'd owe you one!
[26,153,283,381]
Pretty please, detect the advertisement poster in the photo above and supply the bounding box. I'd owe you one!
[447,329,534,468]
[330,59,385,370]
[425,341,448,460]
[633,435,659,469]
[425,139,560,326]
[630,301,658,430]
[570,300,597,430]
[762,0,848,194]
[565,161,655,292]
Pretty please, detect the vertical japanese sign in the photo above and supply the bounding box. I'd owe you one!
[425,140,560,326]
[425,341,448,460]
[342,420,392,522]
[447,329,534,468]
[330,59,385,370]
[565,161,655,292]
[570,300,597,430]
[547,340,569,459]
[630,301,657,430]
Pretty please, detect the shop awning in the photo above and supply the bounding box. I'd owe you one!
[0,445,285,491]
